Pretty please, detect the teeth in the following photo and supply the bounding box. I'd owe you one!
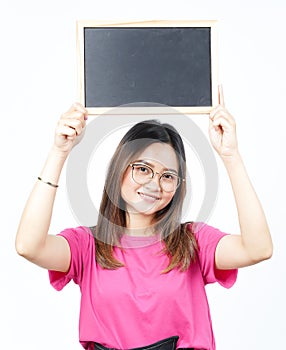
[139,192,159,200]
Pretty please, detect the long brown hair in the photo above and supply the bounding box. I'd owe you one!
[91,120,197,273]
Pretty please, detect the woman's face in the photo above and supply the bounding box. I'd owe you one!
[121,142,179,221]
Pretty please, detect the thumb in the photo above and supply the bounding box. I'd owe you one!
[72,127,86,147]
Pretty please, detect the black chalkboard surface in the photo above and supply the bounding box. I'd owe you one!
[77,21,218,115]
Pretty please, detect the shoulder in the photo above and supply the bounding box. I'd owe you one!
[59,225,93,237]
[186,222,238,287]
[49,226,95,290]
[187,222,228,248]
[58,226,94,249]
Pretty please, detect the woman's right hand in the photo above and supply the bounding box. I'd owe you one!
[54,102,88,154]
[15,103,88,271]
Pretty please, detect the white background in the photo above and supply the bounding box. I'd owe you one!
[1,0,286,349]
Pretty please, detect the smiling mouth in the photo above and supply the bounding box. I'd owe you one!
[138,192,161,201]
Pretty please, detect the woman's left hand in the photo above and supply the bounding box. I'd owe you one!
[209,86,239,160]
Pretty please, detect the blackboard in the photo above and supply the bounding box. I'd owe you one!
[77,21,218,115]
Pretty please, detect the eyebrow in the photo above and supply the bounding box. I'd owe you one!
[135,160,179,174]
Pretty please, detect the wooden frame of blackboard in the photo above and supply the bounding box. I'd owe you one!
[76,20,218,115]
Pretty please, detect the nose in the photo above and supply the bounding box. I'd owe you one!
[144,172,161,190]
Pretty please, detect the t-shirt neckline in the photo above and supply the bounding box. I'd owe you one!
[120,232,162,248]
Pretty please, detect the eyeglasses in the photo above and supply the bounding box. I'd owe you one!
[129,162,184,193]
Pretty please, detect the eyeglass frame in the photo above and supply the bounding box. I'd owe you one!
[129,162,185,192]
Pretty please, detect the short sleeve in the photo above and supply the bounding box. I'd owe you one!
[48,226,92,291]
[192,222,238,288]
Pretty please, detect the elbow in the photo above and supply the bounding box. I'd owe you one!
[15,229,27,257]
[261,236,274,261]
[251,244,273,264]
[242,230,273,264]
[263,245,273,261]
[15,239,30,258]
[15,237,37,261]
[258,250,273,263]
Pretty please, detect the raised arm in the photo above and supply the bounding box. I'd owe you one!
[15,103,88,272]
[209,86,273,269]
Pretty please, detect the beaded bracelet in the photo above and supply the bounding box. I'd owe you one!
[37,176,59,188]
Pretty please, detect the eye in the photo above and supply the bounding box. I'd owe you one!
[162,172,176,181]
[139,166,148,173]
[134,164,151,175]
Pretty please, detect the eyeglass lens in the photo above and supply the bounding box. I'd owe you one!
[131,164,179,192]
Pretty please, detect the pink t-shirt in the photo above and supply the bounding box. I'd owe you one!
[49,223,237,350]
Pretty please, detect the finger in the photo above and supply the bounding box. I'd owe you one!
[210,116,235,133]
[209,120,222,133]
[58,119,84,136]
[61,110,87,122]
[210,105,225,121]
[60,112,87,134]
[210,106,235,125]
[65,102,88,120]
[218,84,225,107]
[56,125,78,138]
[211,115,235,130]
[74,102,88,120]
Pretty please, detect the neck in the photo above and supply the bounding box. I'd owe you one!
[124,227,155,237]
[125,213,156,236]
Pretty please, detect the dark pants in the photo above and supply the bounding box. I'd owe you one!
[93,336,194,350]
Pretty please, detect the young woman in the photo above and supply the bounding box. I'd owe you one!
[16,89,273,350]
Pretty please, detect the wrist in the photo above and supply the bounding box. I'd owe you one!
[49,145,70,160]
[38,147,68,186]
[220,150,242,166]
